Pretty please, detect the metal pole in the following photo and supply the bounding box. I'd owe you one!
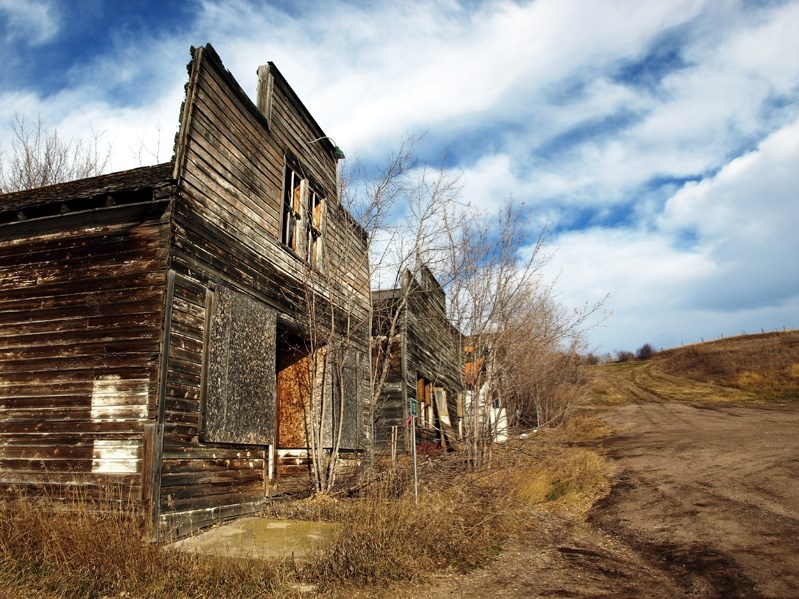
[411,407,418,504]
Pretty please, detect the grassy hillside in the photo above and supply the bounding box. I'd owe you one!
[590,330,799,406]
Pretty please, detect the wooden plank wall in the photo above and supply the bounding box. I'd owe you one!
[0,215,169,501]
[158,272,267,538]
[403,269,460,435]
[372,268,461,451]
[156,45,371,535]
[371,337,405,447]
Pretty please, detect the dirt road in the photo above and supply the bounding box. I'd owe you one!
[421,392,799,597]
[590,398,799,598]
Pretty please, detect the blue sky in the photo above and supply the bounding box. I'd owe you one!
[2,0,798,354]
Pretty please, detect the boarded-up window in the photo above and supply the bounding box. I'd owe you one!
[277,335,313,448]
[203,284,276,445]
[333,351,361,450]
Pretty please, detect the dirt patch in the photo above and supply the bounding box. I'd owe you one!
[415,397,799,598]
[589,398,799,598]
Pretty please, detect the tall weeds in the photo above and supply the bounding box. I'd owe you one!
[0,487,290,598]
[0,419,611,597]
[307,473,512,588]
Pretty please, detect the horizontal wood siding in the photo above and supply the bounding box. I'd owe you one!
[0,216,169,500]
[372,268,461,450]
[174,45,369,335]
[404,274,460,400]
[372,339,405,447]
[155,45,371,533]
[158,271,267,536]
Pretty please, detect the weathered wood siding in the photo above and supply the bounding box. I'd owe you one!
[371,335,404,446]
[157,272,267,538]
[0,45,372,539]
[0,204,169,500]
[403,268,460,446]
[372,267,461,450]
[154,44,370,535]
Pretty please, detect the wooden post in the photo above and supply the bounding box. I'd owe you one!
[390,426,397,466]
[143,423,164,541]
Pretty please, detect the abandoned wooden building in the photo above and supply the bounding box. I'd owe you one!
[371,266,461,452]
[0,44,371,539]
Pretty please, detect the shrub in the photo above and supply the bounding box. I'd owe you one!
[635,343,656,360]
[615,350,635,362]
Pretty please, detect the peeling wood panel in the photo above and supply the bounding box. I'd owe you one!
[0,216,169,499]
[158,273,268,522]
[204,284,276,445]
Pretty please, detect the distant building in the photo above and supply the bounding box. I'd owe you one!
[463,338,508,443]
[371,266,461,451]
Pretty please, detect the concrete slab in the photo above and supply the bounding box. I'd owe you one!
[168,517,340,561]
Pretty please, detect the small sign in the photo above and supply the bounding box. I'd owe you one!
[409,399,418,416]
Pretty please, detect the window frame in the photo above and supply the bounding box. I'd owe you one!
[281,160,326,270]
[281,166,303,253]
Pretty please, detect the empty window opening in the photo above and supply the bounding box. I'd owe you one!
[281,162,326,269]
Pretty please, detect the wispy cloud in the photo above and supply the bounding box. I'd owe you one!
[0,0,60,47]
[1,0,797,351]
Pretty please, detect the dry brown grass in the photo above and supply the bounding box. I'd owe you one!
[589,331,799,407]
[658,330,799,401]
[0,418,612,597]
[303,416,612,592]
[0,487,293,598]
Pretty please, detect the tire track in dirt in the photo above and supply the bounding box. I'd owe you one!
[588,378,799,598]
[416,360,799,598]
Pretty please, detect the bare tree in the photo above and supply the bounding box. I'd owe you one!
[0,114,111,193]
[338,136,605,472]
[292,186,372,493]
[299,273,366,493]
[340,136,461,462]
[442,201,605,467]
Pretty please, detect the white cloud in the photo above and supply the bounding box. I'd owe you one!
[544,115,799,352]
[2,0,799,352]
[0,0,59,47]
[660,117,799,310]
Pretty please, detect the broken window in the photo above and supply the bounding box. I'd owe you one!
[202,284,276,445]
[307,188,325,270]
[281,162,325,270]
[282,166,303,252]
[416,375,433,429]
